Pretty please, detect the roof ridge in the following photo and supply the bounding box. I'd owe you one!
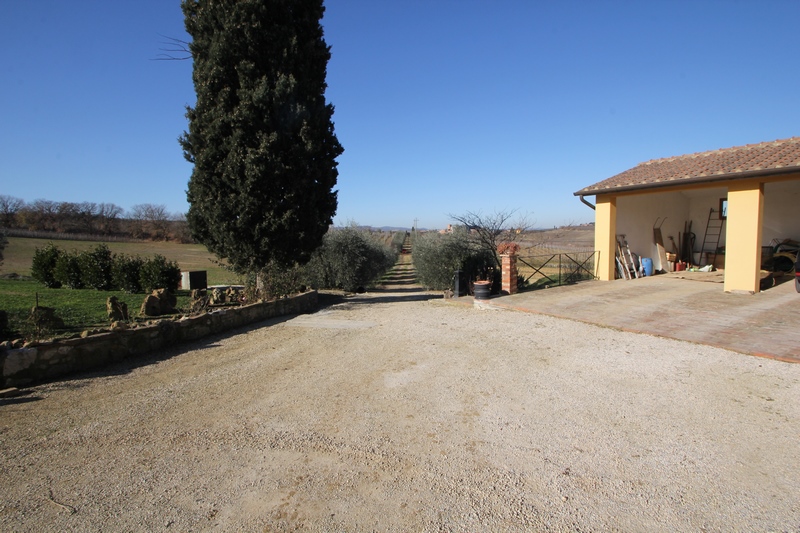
[640,136,800,167]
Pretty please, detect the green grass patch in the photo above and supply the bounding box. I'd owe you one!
[2,237,241,286]
[0,278,192,339]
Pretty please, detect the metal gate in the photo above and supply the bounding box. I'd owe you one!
[516,251,597,290]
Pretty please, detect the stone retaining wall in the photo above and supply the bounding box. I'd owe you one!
[0,291,318,388]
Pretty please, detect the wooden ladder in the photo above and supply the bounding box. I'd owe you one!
[616,235,639,279]
[700,208,725,264]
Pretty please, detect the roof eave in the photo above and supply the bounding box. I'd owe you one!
[573,166,800,197]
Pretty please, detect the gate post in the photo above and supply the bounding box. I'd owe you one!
[501,253,518,295]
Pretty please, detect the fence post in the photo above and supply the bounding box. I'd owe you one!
[501,253,518,295]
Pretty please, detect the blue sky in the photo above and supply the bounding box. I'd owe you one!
[2,1,799,230]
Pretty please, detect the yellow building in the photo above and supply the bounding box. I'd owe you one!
[574,137,800,293]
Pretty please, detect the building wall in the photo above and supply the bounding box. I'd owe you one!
[616,191,688,271]
[763,181,800,245]
[686,188,727,263]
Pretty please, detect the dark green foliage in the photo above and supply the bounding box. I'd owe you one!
[29,242,180,294]
[180,0,343,274]
[0,310,9,341]
[31,243,62,288]
[80,244,114,290]
[139,254,181,293]
[413,229,495,290]
[54,250,85,289]
[303,228,397,292]
[113,254,145,293]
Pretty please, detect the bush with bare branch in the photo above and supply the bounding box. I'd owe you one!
[448,208,532,267]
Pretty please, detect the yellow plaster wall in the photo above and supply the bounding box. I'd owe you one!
[723,181,764,293]
[594,195,616,280]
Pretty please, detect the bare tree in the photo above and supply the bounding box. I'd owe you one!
[74,202,98,234]
[55,202,81,232]
[449,208,532,267]
[153,35,192,61]
[22,199,59,231]
[97,203,123,235]
[169,211,193,243]
[130,203,170,240]
[0,195,25,228]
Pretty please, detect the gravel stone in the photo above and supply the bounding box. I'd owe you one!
[1,263,799,531]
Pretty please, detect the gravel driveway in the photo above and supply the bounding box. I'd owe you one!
[1,269,799,531]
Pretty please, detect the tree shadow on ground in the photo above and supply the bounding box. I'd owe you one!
[318,290,441,309]
[0,394,42,407]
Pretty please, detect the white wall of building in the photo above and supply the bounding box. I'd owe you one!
[764,181,800,247]
[617,191,688,272]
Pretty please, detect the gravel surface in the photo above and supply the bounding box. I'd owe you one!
[2,260,799,531]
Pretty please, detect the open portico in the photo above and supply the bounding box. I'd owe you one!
[575,137,800,293]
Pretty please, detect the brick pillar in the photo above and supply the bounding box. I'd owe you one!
[501,253,518,295]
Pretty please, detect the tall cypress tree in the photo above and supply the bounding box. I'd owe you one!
[180,0,343,274]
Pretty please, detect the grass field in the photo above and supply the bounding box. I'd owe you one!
[0,278,193,339]
[0,237,240,340]
[1,237,241,285]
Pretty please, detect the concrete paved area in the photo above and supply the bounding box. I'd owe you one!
[482,272,800,364]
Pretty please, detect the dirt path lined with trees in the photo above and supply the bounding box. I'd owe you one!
[1,257,799,531]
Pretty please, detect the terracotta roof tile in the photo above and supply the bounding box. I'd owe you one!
[574,137,800,195]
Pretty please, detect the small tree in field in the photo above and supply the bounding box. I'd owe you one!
[31,243,63,288]
[180,0,343,275]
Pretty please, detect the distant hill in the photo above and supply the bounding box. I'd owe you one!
[520,225,594,251]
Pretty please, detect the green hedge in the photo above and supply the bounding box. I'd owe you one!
[31,243,180,293]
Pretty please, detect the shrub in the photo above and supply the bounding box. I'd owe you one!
[139,254,181,293]
[113,254,145,293]
[53,251,84,289]
[413,228,495,290]
[81,244,114,290]
[31,242,62,288]
[257,260,304,300]
[53,250,85,289]
[303,227,397,292]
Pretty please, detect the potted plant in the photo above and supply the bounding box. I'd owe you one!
[473,279,491,300]
[497,242,520,256]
